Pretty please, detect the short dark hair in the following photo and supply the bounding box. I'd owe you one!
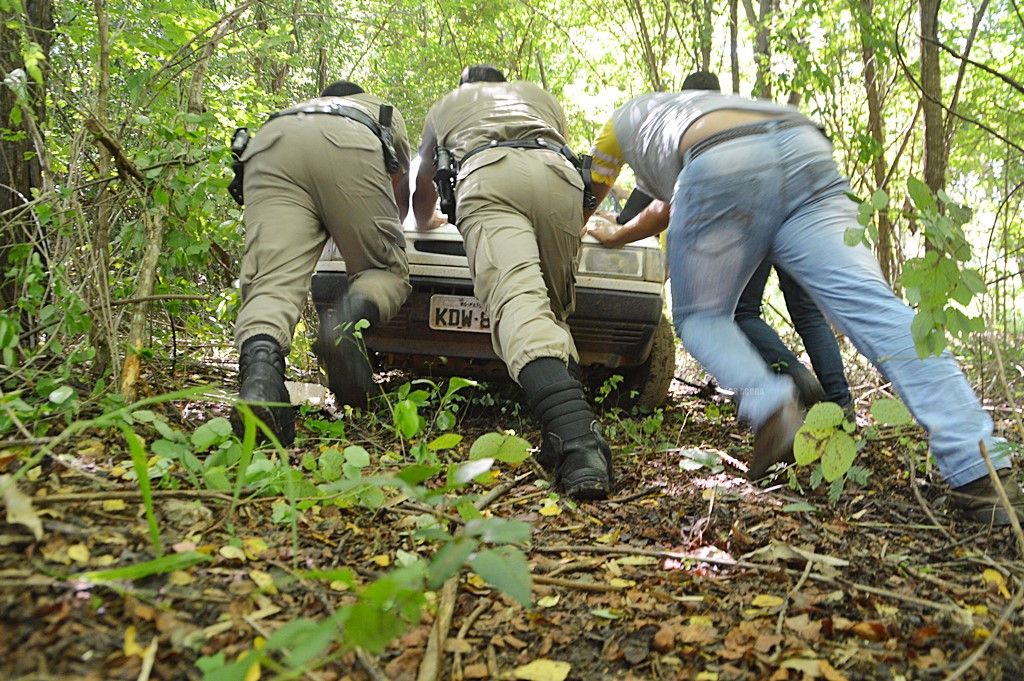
[681,71,721,92]
[321,80,364,97]
[459,64,506,86]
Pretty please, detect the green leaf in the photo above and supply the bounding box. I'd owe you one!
[396,464,443,486]
[48,385,74,404]
[844,227,865,247]
[870,398,912,426]
[590,608,624,619]
[393,399,421,438]
[464,518,531,544]
[782,502,818,513]
[469,432,531,464]
[203,466,231,492]
[821,431,857,482]
[319,448,344,482]
[191,418,232,451]
[793,427,825,466]
[427,537,477,588]
[961,269,986,294]
[869,188,889,210]
[344,445,371,469]
[262,617,339,667]
[803,402,844,430]
[78,551,210,581]
[427,433,463,451]
[468,546,532,607]
[907,177,935,212]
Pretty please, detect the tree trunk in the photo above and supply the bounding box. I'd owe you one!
[0,0,53,310]
[729,0,740,93]
[856,0,898,286]
[741,0,773,98]
[919,0,945,195]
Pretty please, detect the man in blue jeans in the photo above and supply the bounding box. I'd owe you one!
[609,72,852,410]
[587,89,1020,525]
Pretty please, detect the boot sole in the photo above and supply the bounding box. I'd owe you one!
[561,474,610,501]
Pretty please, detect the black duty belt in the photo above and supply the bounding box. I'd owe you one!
[684,117,810,166]
[461,138,575,167]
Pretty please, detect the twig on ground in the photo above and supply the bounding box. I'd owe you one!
[31,489,234,504]
[533,575,624,592]
[452,599,491,681]
[416,471,528,681]
[902,451,956,542]
[609,485,662,504]
[940,586,1024,681]
[355,648,389,681]
[775,560,814,635]
[979,440,1024,559]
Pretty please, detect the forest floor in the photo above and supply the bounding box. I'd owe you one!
[1,347,1023,681]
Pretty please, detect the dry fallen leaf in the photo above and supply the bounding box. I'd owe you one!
[1,475,43,540]
[512,659,571,681]
[539,501,562,517]
[751,594,785,608]
[982,568,1010,598]
[538,595,560,608]
[219,545,246,561]
[102,499,126,511]
[249,569,277,594]
[370,554,391,567]
[67,543,90,564]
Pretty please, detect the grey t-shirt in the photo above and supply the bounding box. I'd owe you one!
[598,91,809,201]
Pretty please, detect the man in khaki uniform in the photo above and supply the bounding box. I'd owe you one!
[411,65,611,500]
[233,80,412,445]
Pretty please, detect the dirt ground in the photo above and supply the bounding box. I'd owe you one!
[1,349,1022,681]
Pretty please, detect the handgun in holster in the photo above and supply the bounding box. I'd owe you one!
[377,105,401,174]
[433,146,458,224]
[228,127,249,206]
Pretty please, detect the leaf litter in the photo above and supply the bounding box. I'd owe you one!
[0,360,1021,680]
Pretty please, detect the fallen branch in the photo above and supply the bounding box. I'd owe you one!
[533,574,624,592]
[32,489,234,504]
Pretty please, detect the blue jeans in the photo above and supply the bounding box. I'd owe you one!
[735,260,852,407]
[666,121,1006,487]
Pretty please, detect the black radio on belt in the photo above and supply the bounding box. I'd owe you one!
[228,127,249,206]
[433,146,458,224]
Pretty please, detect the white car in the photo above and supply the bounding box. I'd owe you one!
[312,201,674,409]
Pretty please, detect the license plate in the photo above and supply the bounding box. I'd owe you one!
[429,294,491,333]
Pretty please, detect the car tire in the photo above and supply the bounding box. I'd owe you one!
[587,313,676,410]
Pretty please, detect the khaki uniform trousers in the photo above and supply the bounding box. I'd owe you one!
[456,148,585,380]
[234,114,411,352]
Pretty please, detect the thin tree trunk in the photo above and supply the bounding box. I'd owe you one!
[729,0,740,93]
[89,0,116,376]
[919,0,945,195]
[741,0,773,98]
[119,206,167,401]
[856,0,898,286]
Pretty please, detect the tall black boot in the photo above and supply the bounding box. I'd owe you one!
[316,292,380,409]
[232,335,295,446]
[519,357,612,500]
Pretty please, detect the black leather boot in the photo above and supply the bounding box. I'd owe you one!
[316,292,380,409]
[232,335,295,446]
[520,357,612,500]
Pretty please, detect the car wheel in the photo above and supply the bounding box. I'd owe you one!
[587,313,676,410]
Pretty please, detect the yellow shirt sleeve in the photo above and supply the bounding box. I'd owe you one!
[590,118,624,187]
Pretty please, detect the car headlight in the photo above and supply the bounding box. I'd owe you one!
[644,248,667,283]
[578,244,644,279]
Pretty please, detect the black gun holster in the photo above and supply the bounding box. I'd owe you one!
[228,127,249,206]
